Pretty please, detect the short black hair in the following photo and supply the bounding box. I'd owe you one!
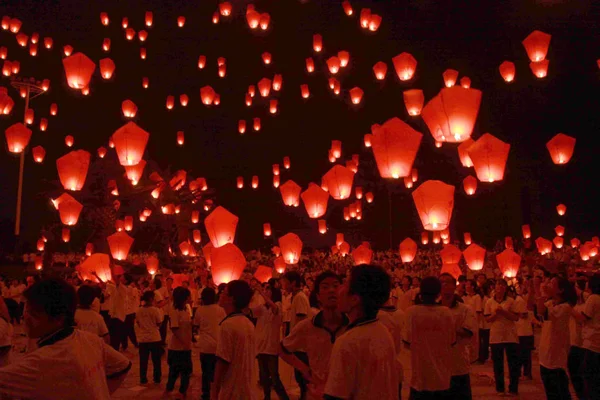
[77,285,97,308]
[201,287,217,305]
[141,290,155,304]
[270,286,283,303]
[226,280,253,310]
[282,270,304,288]
[24,278,76,327]
[172,287,190,311]
[348,265,391,318]
[314,271,341,294]
[439,272,457,285]
[420,276,442,303]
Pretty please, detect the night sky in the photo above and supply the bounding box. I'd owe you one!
[1,0,599,255]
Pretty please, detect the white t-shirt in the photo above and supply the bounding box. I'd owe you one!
[463,294,482,315]
[74,309,109,338]
[193,304,226,354]
[135,306,162,343]
[249,291,265,310]
[402,305,456,391]
[168,308,192,351]
[582,293,600,353]
[324,319,399,400]
[282,293,292,323]
[396,288,415,311]
[0,329,130,400]
[125,286,140,315]
[480,296,492,329]
[539,301,572,370]
[446,302,478,376]
[484,296,522,344]
[253,303,283,356]
[215,313,256,400]
[290,290,310,330]
[514,296,533,337]
[106,283,127,322]
[377,306,405,383]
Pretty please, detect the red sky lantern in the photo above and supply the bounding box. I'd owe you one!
[462,175,477,195]
[440,244,462,265]
[497,249,521,278]
[339,242,350,256]
[420,231,429,245]
[571,238,580,248]
[279,233,303,264]
[467,133,510,182]
[16,33,28,47]
[412,180,455,231]
[342,0,353,15]
[403,89,424,116]
[139,48,147,60]
[5,123,31,153]
[29,42,38,57]
[238,120,246,134]
[125,28,136,40]
[535,237,553,255]
[461,243,484,271]
[546,133,575,165]
[269,99,278,114]
[318,219,327,234]
[0,88,14,115]
[352,244,373,265]
[460,77,471,88]
[422,86,482,143]
[404,177,413,189]
[112,122,149,166]
[166,95,175,110]
[553,237,564,249]
[365,192,374,204]
[56,150,91,191]
[392,52,417,81]
[555,225,565,237]
[123,216,133,231]
[138,30,148,42]
[280,180,301,207]
[177,16,186,27]
[145,11,153,27]
[273,175,280,188]
[24,108,34,125]
[530,60,549,78]
[338,51,350,67]
[557,204,566,216]
[273,74,283,91]
[220,2,233,16]
[327,57,341,74]
[211,243,246,285]
[373,61,387,80]
[251,175,259,189]
[97,147,107,158]
[399,238,417,263]
[322,165,355,200]
[283,156,291,169]
[301,183,329,218]
[263,223,272,237]
[121,17,128,28]
[32,145,45,163]
[9,18,22,33]
[200,85,216,105]
[198,55,206,69]
[124,159,146,185]
[505,236,514,250]
[306,57,315,73]
[411,168,418,183]
[63,45,73,56]
[204,206,239,248]
[254,266,273,283]
[121,100,137,118]
[457,138,475,168]
[212,12,220,24]
[359,9,371,28]
[371,117,423,179]
[63,52,96,89]
[180,94,189,106]
[0,47,6,60]
[107,231,134,260]
[39,117,48,131]
[349,87,364,104]
[44,37,53,49]
[259,13,270,30]
[300,84,310,99]
[463,232,472,245]
[313,34,323,52]
[246,6,260,29]
[499,61,515,82]
[522,224,532,239]
[368,14,382,31]
[442,69,459,87]
[253,118,261,131]
[522,30,551,62]
[258,78,272,97]
[99,57,115,79]
[262,52,272,65]
[57,194,83,225]
[142,77,149,89]
[84,243,94,257]
[272,164,280,176]
[61,228,70,242]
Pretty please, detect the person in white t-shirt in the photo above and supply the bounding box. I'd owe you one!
[212,280,256,400]
[378,292,405,398]
[463,279,482,362]
[135,291,162,385]
[122,276,139,351]
[193,287,226,400]
[74,285,109,343]
[484,278,522,396]
[513,289,534,380]
[165,286,193,397]
[533,276,577,400]
[324,265,399,400]
[0,296,11,367]
[0,278,131,399]
[579,275,600,399]
[396,275,415,311]
[403,276,456,399]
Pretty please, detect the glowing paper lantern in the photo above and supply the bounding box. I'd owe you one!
[371,117,423,179]
[505,237,514,250]
[535,237,553,255]
[258,78,272,97]
[254,266,273,284]
[412,180,455,231]
[403,89,424,116]
[546,133,575,165]
[252,176,259,189]
[462,175,477,195]
[440,244,462,265]
[349,87,364,104]
[56,150,90,191]
[359,9,371,28]
[204,206,239,248]
[61,228,70,242]
[124,160,145,185]
[442,69,459,87]
[301,183,329,218]
[283,156,291,169]
[365,192,374,203]
[0,88,14,115]
[522,30,551,62]
[262,223,272,237]
[421,86,482,143]
[63,135,74,148]
[555,225,565,237]
[373,61,387,80]
[467,133,510,182]
[496,249,521,278]
[112,122,149,166]
[177,16,186,27]
[272,74,283,91]
[530,60,550,78]
[39,118,48,131]
[44,37,53,49]
[5,123,32,153]
[279,233,303,264]
[121,100,137,118]
[210,244,245,285]
[522,225,531,239]
[399,238,417,263]
[313,34,323,52]
[499,61,515,82]
[553,237,564,249]
[166,95,175,110]
[107,231,134,261]
[352,244,373,265]
[318,219,327,234]
[457,138,475,168]
[338,51,350,67]
[463,232,472,245]
[392,52,417,81]
[57,194,83,225]
[322,165,354,200]
[342,1,353,15]
[31,146,45,163]
[460,77,471,88]
[556,204,566,216]
[280,180,301,207]
[571,238,580,248]
[63,53,96,89]
[273,175,280,188]
[339,242,350,256]
[327,57,341,74]
[462,243,485,271]
[78,254,111,282]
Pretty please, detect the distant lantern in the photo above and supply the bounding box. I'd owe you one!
[460,77,471,88]
[553,236,564,249]
[125,28,135,40]
[140,48,147,60]
[166,95,175,109]
[342,0,353,15]
[204,206,239,248]
[145,11,153,26]
[555,225,565,237]
[138,30,148,42]
[399,238,418,263]
[179,94,189,107]
[212,12,220,24]
[365,192,374,203]
[263,223,272,237]
[571,238,580,248]
[32,146,45,163]
[331,140,342,158]
[522,225,532,239]
[16,33,28,47]
[442,69,459,87]
[373,61,387,80]
[44,37,53,49]
[463,243,486,271]
[355,187,363,200]
[121,17,128,28]
[211,244,246,285]
[370,117,423,179]
[124,160,146,185]
[368,14,382,31]
[279,233,303,264]
[327,57,341,74]
[546,133,575,165]
[238,120,246,134]
[349,87,364,104]
[497,249,521,278]
[280,180,301,207]
[107,231,134,261]
[272,164,280,176]
[313,34,323,52]
[363,133,372,148]
[499,61,516,82]
[24,108,34,125]
[556,204,566,216]
[318,219,327,234]
[301,183,329,218]
[420,231,429,245]
[535,237,553,255]
[273,175,280,188]
[99,57,115,80]
[200,85,216,105]
[121,100,137,118]
[283,156,291,169]
[192,230,202,244]
[62,228,70,242]
[258,78,272,97]
[306,57,315,73]
[220,2,232,16]
[142,77,149,88]
[322,165,354,200]
[63,45,73,56]
[300,84,310,99]
[259,13,270,30]
[464,232,472,245]
[529,60,549,78]
[440,244,462,266]
[123,216,133,231]
[102,38,111,52]
[57,194,83,226]
[251,175,259,189]
[253,118,261,131]
[177,16,186,27]
[404,177,413,189]
[5,122,32,153]
[412,180,455,231]
[457,138,475,168]
[392,52,417,81]
[112,122,149,166]
[522,30,551,62]
[421,86,482,143]
[467,133,510,182]
[403,89,424,116]
[56,150,91,191]
[359,9,371,28]
[411,168,418,183]
[63,52,96,89]
[338,51,350,68]
[262,52,272,65]
[246,7,260,29]
[97,147,107,158]
[462,175,477,195]
[272,74,283,91]
[176,131,184,145]
[352,244,373,265]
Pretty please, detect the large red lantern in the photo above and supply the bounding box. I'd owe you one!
[211,243,246,285]
[370,117,422,179]
[496,249,521,278]
[467,133,510,182]
[63,52,96,89]
[392,52,417,81]
[399,238,417,263]
[301,183,329,218]
[529,60,549,79]
[421,86,482,143]
[403,89,424,116]
[278,233,303,264]
[124,160,146,185]
[457,138,475,168]
[522,30,551,62]
[77,254,111,283]
[56,150,91,191]
[5,122,31,153]
[112,122,149,166]
[412,180,455,231]
[553,237,564,249]
[322,165,354,200]
[280,180,301,207]
[107,231,134,261]
[352,244,373,265]
[58,194,83,225]
[546,133,575,165]
[204,206,239,248]
[535,237,553,255]
[254,266,273,283]
[440,244,462,265]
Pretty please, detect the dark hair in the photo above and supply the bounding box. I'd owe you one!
[141,290,155,305]
[23,278,76,327]
[154,277,162,290]
[201,287,217,305]
[172,287,190,311]
[402,275,412,284]
[226,280,253,310]
[465,279,481,297]
[314,271,341,294]
[348,265,391,318]
[494,278,509,301]
[309,290,319,309]
[439,272,457,285]
[269,286,283,303]
[554,277,578,306]
[590,275,600,295]
[267,278,278,288]
[458,275,467,283]
[420,276,441,303]
[282,271,304,288]
[123,274,133,285]
[77,285,97,308]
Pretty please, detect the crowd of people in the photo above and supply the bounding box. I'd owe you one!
[0,247,599,400]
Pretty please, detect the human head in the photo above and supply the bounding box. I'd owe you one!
[153,277,162,290]
[465,279,478,295]
[495,279,508,299]
[201,287,217,305]
[401,275,412,287]
[420,276,442,304]
[141,290,155,306]
[589,275,600,295]
[281,271,303,292]
[23,278,76,339]
[313,271,342,310]
[412,276,421,287]
[267,285,282,303]
[439,273,457,297]
[549,276,577,306]
[476,273,486,286]
[338,265,390,319]
[219,280,252,312]
[182,280,189,288]
[166,277,173,288]
[76,285,97,308]
[172,287,191,311]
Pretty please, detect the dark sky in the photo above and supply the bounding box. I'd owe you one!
[1,0,599,254]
